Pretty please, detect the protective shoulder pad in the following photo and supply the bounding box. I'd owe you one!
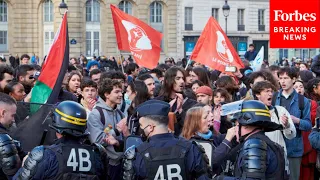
[0,133,12,142]
[124,145,136,160]
[192,141,206,153]
[0,134,21,176]
[123,146,136,180]
[240,138,268,179]
[191,141,213,177]
[15,146,45,180]
[243,138,268,150]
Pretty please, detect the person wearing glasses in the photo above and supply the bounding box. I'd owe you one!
[15,65,36,94]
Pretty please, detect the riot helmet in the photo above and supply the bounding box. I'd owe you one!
[221,100,283,132]
[50,101,88,137]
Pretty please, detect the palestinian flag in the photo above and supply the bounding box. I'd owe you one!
[30,12,69,113]
[12,12,69,151]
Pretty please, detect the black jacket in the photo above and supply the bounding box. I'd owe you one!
[311,54,320,77]
[155,95,197,136]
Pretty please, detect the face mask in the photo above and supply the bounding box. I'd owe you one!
[140,125,151,141]
[124,93,132,105]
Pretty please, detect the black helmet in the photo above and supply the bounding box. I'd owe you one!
[50,101,88,137]
[232,100,283,132]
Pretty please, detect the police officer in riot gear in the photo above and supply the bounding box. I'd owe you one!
[123,100,212,180]
[0,93,25,179]
[13,101,108,180]
[215,100,285,180]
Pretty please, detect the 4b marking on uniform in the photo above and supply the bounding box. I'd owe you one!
[154,164,183,180]
[67,148,92,172]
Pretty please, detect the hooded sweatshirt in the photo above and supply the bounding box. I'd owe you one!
[87,97,124,166]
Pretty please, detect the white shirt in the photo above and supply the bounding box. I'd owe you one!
[265,105,296,172]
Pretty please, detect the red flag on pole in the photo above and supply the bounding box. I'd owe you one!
[110,4,163,69]
[190,17,244,73]
[13,12,70,151]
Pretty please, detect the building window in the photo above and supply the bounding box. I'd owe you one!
[150,2,162,23]
[44,31,54,56]
[302,49,309,60]
[310,49,317,58]
[237,9,245,31]
[119,1,132,15]
[185,7,193,30]
[293,49,318,59]
[150,1,163,51]
[0,0,7,22]
[258,9,265,31]
[86,0,100,22]
[279,49,288,61]
[212,8,219,21]
[294,49,301,58]
[0,1,7,51]
[44,0,54,22]
[86,31,100,56]
[0,31,7,51]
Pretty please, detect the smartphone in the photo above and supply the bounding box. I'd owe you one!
[225,66,237,72]
[316,117,320,129]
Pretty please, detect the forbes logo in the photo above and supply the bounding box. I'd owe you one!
[274,10,316,21]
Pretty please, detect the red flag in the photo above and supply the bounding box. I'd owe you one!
[13,12,69,151]
[110,5,163,69]
[190,17,244,73]
[31,12,69,113]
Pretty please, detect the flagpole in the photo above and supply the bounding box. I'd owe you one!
[120,53,125,74]
[116,48,125,74]
[185,59,191,70]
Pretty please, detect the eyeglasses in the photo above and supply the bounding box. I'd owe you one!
[29,75,35,79]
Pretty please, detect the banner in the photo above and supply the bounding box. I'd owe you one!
[190,17,244,73]
[250,46,264,72]
[110,5,163,69]
[270,0,320,48]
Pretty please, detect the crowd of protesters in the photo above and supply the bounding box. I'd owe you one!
[0,51,320,179]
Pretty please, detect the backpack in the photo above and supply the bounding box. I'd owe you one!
[94,106,124,126]
[272,92,304,119]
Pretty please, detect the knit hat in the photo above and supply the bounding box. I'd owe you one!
[299,70,314,85]
[196,86,213,96]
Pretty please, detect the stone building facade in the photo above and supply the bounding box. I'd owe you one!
[0,0,178,62]
[178,0,319,64]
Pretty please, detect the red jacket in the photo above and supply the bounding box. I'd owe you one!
[301,99,317,165]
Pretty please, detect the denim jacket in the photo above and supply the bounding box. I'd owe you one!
[274,89,311,157]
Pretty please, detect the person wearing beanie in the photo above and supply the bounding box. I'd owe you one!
[195,85,213,106]
[86,59,100,72]
[299,70,314,87]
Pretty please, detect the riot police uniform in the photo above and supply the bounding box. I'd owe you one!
[0,123,25,179]
[13,101,109,180]
[215,100,285,180]
[122,100,212,180]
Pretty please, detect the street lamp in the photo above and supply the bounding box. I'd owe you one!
[59,0,68,16]
[222,0,230,35]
